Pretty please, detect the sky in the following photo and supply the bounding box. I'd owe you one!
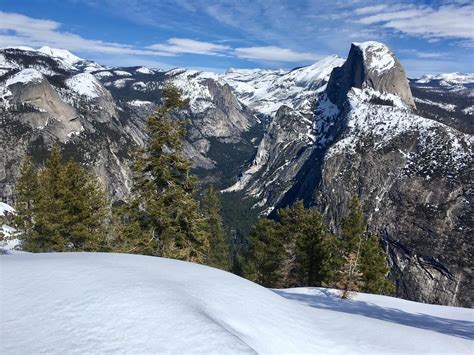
[0,0,473,77]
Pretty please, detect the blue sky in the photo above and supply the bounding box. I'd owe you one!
[0,0,473,77]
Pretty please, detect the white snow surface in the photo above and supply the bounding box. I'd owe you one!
[222,55,344,116]
[326,87,472,163]
[1,252,472,354]
[462,105,474,115]
[93,70,113,78]
[65,73,103,98]
[5,68,43,86]
[136,66,154,74]
[169,69,221,112]
[127,99,154,107]
[416,72,474,85]
[414,97,457,112]
[113,70,132,77]
[353,41,395,74]
[38,46,83,67]
[0,202,14,216]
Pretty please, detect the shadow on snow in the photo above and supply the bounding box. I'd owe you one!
[273,289,473,340]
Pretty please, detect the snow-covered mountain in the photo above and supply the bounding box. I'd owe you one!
[222,55,344,117]
[1,252,472,353]
[0,44,473,307]
[416,72,474,86]
[223,41,473,307]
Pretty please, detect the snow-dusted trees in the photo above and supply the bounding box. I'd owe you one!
[15,146,109,252]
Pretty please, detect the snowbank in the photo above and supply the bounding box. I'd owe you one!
[1,253,472,353]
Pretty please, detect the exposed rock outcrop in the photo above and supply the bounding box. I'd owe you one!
[326,42,416,109]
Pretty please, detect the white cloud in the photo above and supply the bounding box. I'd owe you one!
[0,12,172,57]
[356,4,474,40]
[0,11,321,65]
[234,46,321,62]
[354,4,392,15]
[148,38,230,55]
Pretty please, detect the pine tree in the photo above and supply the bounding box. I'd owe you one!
[127,83,210,263]
[279,201,339,287]
[15,146,109,252]
[31,146,65,251]
[243,218,285,287]
[340,197,366,253]
[58,160,109,251]
[338,196,393,296]
[202,185,230,270]
[14,157,39,250]
[360,234,395,295]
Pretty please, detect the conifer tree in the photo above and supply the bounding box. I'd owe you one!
[15,146,109,252]
[338,196,394,296]
[31,146,65,251]
[58,160,109,251]
[14,157,39,250]
[202,185,230,270]
[279,201,339,287]
[127,83,210,263]
[243,218,285,287]
[360,234,395,295]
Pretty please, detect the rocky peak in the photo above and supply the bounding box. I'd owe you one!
[38,46,83,67]
[326,41,415,109]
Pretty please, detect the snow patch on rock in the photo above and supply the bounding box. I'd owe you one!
[353,41,395,74]
[135,67,154,74]
[38,46,83,67]
[6,68,43,86]
[66,73,103,98]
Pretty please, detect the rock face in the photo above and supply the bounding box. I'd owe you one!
[223,41,473,307]
[0,47,261,202]
[327,42,416,109]
[223,105,316,210]
[1,44,473,307]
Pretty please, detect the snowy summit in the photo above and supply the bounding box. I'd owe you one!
[1,252,472,354]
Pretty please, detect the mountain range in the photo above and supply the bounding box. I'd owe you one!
[0,43,472,307]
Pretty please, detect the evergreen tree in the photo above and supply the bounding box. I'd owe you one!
[340,197,366,253]
[58,160,109,251]
[110,202,154,255]
[127,83,210,263]
[14,157,39,250]
[360,234,395,295]
[15,146,109,252]
[243,218,285,287]
[279,201,339,287]
[202,185,230,270]
[31,146,65,251]
[338,196,394,296]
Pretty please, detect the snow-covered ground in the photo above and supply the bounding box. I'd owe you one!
[1,253,472,354]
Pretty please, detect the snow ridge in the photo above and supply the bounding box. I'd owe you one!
[1,253,473,354]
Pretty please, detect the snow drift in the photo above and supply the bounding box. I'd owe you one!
[1,253,472,354]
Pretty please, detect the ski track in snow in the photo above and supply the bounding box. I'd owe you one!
[1,252,473,354]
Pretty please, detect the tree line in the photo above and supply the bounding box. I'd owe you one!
[10,83,393,297]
